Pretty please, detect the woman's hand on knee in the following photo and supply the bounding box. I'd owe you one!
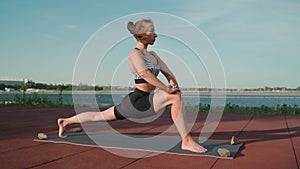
[167,86,181,94]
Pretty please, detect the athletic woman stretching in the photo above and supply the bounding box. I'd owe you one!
[57,19,207,153]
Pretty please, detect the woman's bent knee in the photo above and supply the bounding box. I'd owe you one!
[167,92,182,104]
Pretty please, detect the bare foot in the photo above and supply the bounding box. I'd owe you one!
[57,118,67,138]
[182,137,207,153]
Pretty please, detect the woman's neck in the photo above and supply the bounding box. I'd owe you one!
[136,42,148,50]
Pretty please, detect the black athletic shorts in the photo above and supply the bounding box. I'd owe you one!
[114,88,156,120]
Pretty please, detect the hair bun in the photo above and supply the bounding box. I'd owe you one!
[127,21,136,35]
[127,19,153,35]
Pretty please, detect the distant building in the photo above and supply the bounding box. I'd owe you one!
[26,88,39,93]
[4,87,16,92]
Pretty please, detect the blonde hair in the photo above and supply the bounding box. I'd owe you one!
[127,19,154,35]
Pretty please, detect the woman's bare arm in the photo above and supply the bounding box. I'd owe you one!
[129,51,178,93]
[150,51,179,87]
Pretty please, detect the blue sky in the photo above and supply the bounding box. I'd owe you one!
[1,0,300,88]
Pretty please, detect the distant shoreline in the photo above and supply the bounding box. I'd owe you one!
[2,90,300,95]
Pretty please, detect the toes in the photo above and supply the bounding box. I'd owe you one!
[185,146,207,153]
[59,134,67,138]
[182,140,208,153]
[58,129,67,138]
[198,146,207,153]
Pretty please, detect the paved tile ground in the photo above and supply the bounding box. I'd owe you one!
[0,107,299,169]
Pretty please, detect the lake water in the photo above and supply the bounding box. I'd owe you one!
[1,93,300,107]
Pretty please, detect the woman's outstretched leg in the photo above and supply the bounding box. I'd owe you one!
[153,92,207,153]
[57,106,116,138]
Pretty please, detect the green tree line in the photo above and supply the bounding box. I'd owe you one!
[0,80,105,91]
[1,80,300,91]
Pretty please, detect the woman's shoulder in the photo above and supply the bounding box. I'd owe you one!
[129,49,139,55]
[128,49,143,60]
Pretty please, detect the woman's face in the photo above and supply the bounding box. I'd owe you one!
[146,31,157,45]
[142,23,157,45]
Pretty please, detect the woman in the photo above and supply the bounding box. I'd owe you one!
[58,19,207,153]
